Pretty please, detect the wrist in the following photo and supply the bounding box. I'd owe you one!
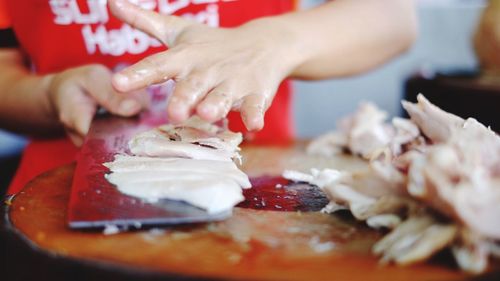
[39,73,59,123]
[241,16,308,79]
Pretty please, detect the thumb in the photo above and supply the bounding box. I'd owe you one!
[70,97,96,138]
[56,91,96,144]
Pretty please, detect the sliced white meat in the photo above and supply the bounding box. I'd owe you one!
[104,116,250,214]
[104,155,250,188]
[105,166,251,189]
[155,124,243,153]
[129,116,243,161]
[104,157,250,213]
[114,178,244,214]
[129,138,235,162]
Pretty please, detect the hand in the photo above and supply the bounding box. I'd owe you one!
[108,0,302,131]
[47,64,147,146]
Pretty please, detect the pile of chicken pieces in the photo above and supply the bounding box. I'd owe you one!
[285,94,500,273]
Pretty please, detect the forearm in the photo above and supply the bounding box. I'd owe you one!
[0,49,60,136]
[266,0,417,80]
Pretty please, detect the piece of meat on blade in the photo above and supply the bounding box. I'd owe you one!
[129,116,243,162]
[129,137,236,162]
[104,116,251,214]
[104,155,250,188]
[117,179,244,214]
[104,157,251,189]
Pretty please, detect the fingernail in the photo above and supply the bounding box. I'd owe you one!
[244,114,264,131]
[120,99,140,114]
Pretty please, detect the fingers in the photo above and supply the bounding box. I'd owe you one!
[196,85,233,123]
[112,52,178,92]
[57,88,97,146]
[167,74,215,123]
[108,0,190,45]
[84,65,143,116]
[239,93,270,131]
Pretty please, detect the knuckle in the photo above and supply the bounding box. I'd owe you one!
[213,91,232,105]
[53,78,71,91]
[169,44,188,56]
[84,65,111,84]
[185,75,206,90]
[141,56,160,69]
[86,64,109,76]
[176,74,208,96]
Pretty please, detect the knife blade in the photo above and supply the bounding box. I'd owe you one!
[67,109,231,230]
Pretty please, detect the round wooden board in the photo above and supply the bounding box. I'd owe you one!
[3,144,498,281]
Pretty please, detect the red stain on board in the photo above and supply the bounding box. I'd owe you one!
[237,176,329,212]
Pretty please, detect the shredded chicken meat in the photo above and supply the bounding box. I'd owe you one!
[285,94,500,273]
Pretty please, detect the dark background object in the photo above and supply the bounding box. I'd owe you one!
[0,28,19,48]
[0,155,20,197]
[404,69,500,132]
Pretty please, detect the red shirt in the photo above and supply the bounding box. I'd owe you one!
[3,0,295,194]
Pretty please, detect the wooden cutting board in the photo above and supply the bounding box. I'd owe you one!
[4,143,499,281]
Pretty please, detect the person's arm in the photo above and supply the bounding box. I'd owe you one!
[109,0,417,131]
[0,48,145,145]
[0,49,57,135]
[278,0,417,79]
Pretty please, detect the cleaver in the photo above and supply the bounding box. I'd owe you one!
[66,108,231,230]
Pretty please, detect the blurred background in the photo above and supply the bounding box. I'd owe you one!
[0,0,491,190]
[294,0,487,137]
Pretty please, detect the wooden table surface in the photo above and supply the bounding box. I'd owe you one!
[3,143,499,281]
